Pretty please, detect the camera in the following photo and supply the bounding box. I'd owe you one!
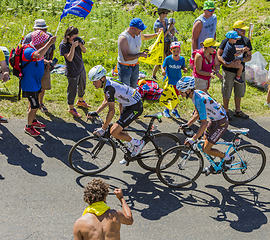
[49,58,58,71]
[73,37,85,45]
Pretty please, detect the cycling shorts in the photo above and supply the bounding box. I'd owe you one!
[204,117,228,144]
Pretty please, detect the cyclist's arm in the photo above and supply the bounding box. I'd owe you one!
[102,101,115,130]
[193,119,207,141]
[96,97,108,114]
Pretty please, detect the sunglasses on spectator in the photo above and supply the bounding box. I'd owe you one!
[207,9,215,12]
[162,12,168,14]
[209,46,216,49]
[236,28,245,32]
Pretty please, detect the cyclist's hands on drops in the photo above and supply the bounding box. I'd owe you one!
[94,127,105,137]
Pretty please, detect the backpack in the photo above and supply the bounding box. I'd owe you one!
[137,79,163,100]
[9,44,33,99]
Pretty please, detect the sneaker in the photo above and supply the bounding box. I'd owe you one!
[264,101,270,108]
[201,166,211,176]
[69,108,82,118]
[24,125,40,137]
[151,76,157,80]
[171,109,181,119]
[119,159,127,165]
[32,119,46,129]
[234,76,244,84]
[131,140,145,157]
[224,155,235,170]
[76,100,90,108]
[0,116,8,123]
[163,109,171,118]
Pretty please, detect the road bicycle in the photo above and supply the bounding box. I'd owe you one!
[69,112,181,175]
[156,127,266,188]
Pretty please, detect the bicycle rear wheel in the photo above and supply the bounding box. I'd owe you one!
[227,0,245,8]
[68,136,116,175]
[156,146,203,188]
[137,133,181,172]
[223,145,266,185]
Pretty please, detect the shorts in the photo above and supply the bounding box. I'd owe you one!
[194,77,209,90]
[41,69,51,90]
[117,62,139,89]
[164,42,171,57]
[117,100,143,128]
[22,89,42,109]
[204,117,228,144]
[222,70,246,99]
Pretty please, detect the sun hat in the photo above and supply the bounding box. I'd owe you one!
[158,8,170,15]
[129,18,147,31]
[226,30,241,40]
[31,30,49,46]
[203,1,215,10]
[233,20,249,30]
[33,19,49,29]
[170,42,181,49]
[203,38,220,47]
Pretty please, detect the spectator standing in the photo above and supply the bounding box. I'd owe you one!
[59,26,90,118]
[161,42,187,118]
[73,179,133,240]
[22,30,56,136]
[217,20,252,120]
[152,8,175,80]
[117,18,160,88]
[23,19,55,113]
[0,49,10,123]
[190,1,217,68]
[193,38,222,93]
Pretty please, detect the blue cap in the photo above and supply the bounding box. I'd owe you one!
[226,30,241,40]
[129,18,147,31]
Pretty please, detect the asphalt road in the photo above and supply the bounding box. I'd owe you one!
[0,115,270,240]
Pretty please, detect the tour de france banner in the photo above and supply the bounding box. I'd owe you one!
[139,32,164,65]
[159,77,180,110]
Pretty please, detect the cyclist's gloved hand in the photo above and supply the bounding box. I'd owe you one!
[178,123,189,132]
[185,137,196,146]
[94,127,105,137]
[87,111,98,118]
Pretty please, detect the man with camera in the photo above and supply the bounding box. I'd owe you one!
[59,26,89,118]
[23,19,56,113]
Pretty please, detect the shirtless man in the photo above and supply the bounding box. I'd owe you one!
[73,179,133,240]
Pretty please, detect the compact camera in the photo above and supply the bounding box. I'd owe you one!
[73,37,85,45]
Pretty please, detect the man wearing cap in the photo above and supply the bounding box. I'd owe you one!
[217,20,252,120]
[22,30,56,136]
[23,19,56,113]
[117,18,161,88]
[191,1,217,68]
[152,8,175,80]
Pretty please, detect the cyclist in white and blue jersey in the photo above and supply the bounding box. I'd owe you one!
[177,76,234,175]
[87,65,145,157]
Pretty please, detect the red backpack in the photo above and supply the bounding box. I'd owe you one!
[9,44,33,99]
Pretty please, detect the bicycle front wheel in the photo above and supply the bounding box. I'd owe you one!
[156,146,203,188]
[223,145,266,185]
[137,133,181,172]
[68,136,116,175]
[227,0,245,8]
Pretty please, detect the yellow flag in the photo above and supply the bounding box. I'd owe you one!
[159,77,180,110]
[138,32,164,65]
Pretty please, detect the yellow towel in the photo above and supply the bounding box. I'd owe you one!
[82,201,110,216]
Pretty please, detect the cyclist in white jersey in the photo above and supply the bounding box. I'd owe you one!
[177,77,234,175]
[87,65,145,158]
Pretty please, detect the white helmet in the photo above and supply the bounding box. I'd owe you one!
[176,76,195,92]
[88,65,106,82]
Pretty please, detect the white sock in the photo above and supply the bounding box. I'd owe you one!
[224,154,231,160]
[130,138,140,146]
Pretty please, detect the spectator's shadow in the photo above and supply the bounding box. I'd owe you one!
[0,124,47,176]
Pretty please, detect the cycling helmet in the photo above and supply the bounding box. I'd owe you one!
[176,76,195,92]
[88,65,106,82]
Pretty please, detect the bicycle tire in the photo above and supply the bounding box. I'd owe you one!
[137,133,181,172]
[156,145,203,188]
[227,0,245,8]
[68,135,116,175]
[223,144,266,185]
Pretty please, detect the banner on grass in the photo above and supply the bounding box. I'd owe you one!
[60,0,94,21]
[159,77,180,110]
[139,32,164,65]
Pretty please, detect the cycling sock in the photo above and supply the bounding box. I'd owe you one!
[224,153,231,160]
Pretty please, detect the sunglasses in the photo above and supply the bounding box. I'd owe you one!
[209,46,216,49]
[161,12,168,14]
[207,9,215,12]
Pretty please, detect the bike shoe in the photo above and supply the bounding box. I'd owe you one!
[201,166,211,176]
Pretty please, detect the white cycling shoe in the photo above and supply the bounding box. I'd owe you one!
[131,140,145,157]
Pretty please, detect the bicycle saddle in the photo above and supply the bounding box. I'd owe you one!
[144,112,163,120]
[229,128,249,135]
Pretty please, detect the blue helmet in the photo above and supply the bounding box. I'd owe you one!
[176,76,195,92]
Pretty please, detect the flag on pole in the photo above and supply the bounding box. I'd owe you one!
[139,32,164,65]
[60,0,94,21]
[159,77,180,110]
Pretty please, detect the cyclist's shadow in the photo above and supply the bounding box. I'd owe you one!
[206,184,270,232]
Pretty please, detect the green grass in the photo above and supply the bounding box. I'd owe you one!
[0,0,270,123]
